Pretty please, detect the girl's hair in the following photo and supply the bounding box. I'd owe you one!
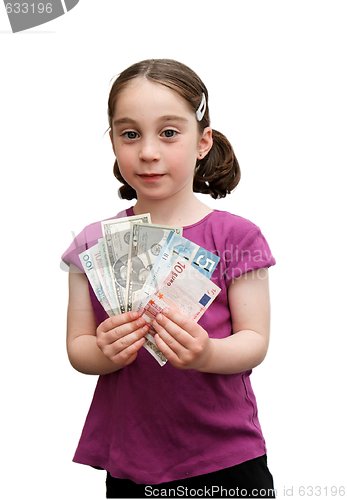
[107,59,240,200]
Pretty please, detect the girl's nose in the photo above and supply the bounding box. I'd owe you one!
[138,139,160,161]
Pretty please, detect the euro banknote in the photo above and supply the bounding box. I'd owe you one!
[141,257,221,365]
[136,233,220,312]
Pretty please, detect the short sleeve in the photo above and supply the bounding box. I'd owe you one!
[224,227,276,286]
[61,218,104,272]
[60,227,88,272]
[60,212,123,273]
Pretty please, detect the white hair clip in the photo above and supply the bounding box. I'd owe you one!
[196,93,206,121]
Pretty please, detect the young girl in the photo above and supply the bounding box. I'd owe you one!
[62,59,276,498]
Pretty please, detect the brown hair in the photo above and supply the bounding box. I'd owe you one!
[107,59,240,200]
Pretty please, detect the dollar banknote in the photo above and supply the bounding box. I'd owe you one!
[136,233,220,312]
[126,223,182,312]
[141,257,221,365]
[101,214,151,314]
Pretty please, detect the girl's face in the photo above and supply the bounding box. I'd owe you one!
[109,78,212,203]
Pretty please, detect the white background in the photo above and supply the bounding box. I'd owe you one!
[1,1,346,498]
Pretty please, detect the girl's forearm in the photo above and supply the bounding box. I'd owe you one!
[67,335,121,375]
[68,330,268,376]
[198,330,269,375]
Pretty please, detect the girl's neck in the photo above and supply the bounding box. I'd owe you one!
[132,195,213,227]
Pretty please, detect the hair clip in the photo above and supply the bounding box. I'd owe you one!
[196,93,206,121]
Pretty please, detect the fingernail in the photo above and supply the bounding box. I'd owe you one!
[156,314,162,321]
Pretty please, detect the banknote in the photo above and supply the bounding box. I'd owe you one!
[142,332,168,366]
[79,246,114,317]
[101,214,151,314]
[126,223,182,312]
[94,239,121,315]
[79,214,221,367]
[136,233,220,312]
[79,233,170,365]
[141,258,221,365]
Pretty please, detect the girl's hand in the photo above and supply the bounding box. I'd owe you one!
[152,308,212,370]
[96,311,150,369]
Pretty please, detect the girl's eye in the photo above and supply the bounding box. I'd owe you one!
[161,129,178,138]
[122,131,139,140]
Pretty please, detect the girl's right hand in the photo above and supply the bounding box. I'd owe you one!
[96,311,149,369]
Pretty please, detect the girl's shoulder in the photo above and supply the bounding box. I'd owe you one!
[202,209,263,241]
[184,209,272,265]
[211,209,260,227]
[205,210,276,279]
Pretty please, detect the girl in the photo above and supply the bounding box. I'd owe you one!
[62,59,276,498]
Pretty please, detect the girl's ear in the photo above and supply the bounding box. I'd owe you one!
[197,127,213,160]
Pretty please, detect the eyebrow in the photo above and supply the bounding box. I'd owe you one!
[113,115,189,126]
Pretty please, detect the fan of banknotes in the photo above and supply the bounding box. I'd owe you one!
[79,213,221,366]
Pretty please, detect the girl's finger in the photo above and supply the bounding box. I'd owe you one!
[153,331,182,366]
[110,337,146,364]
[152,320,188,356]
[159,309,200,338]
[104,324,149,357]
[101,311,141,332]
[108,317,148,341]
[154,313,195,348]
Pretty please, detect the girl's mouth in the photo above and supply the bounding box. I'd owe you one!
[138,174,166,182]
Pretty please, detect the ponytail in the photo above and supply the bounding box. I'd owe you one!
[193,129,241,199]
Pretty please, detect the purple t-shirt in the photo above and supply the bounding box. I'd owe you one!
[62,207,276,484]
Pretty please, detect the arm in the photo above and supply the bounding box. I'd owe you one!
[152,269,271,375]
[199,268,271,374]
[66,265,149,375]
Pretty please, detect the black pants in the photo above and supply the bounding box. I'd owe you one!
[106,454,275,498]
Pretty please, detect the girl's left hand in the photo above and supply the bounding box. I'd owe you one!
[152,308,211,370]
